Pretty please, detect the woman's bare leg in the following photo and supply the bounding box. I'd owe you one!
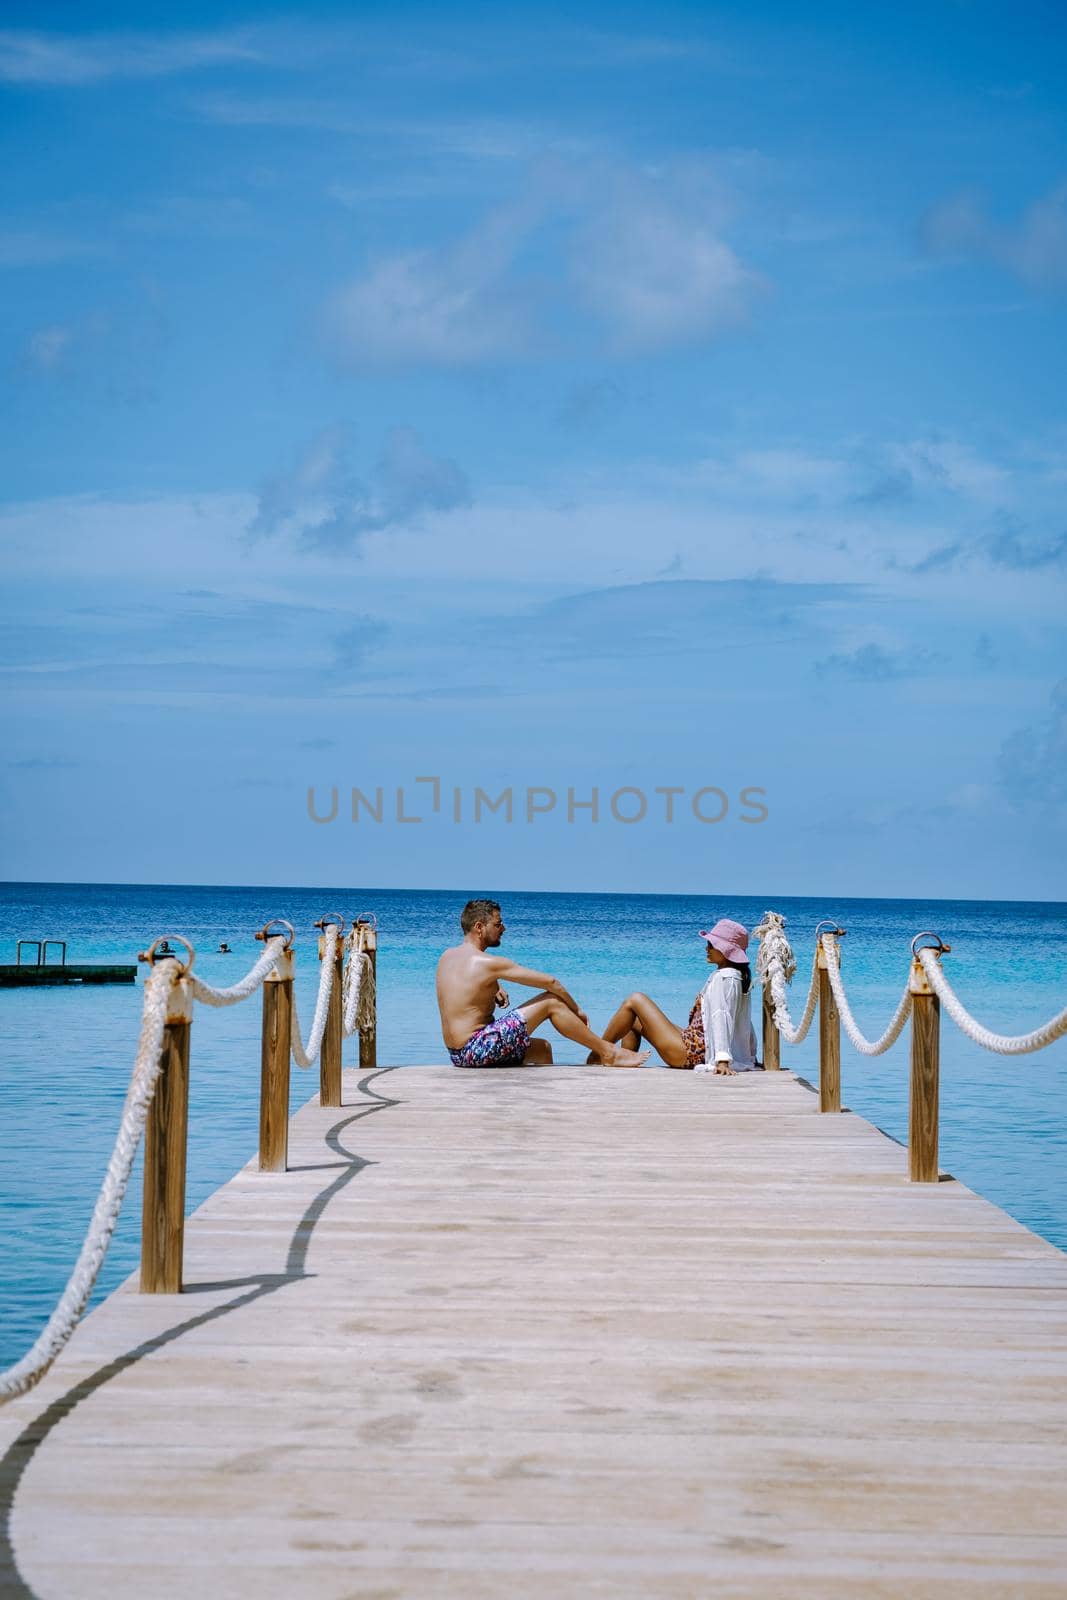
[517,994,649,1067]
[597,992,689,1068]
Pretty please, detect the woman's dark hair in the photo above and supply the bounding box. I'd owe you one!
[722,958,752,994]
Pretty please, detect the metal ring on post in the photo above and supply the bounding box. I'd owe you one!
[256,918,295,951]
[137,935,195,975]
[352,912,378,930]
[912,931,951,957]
[314,913,346,934]
[815,919,846,940]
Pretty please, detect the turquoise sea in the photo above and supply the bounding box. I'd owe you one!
[1,881,1065,1369]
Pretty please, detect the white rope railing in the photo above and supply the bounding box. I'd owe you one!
[753,911,819,1044]
[0,920,365,1405]
[756,913,1065,1062]
[819,934,913,1057]
[917,948,1067,1056]
[290,923,339,1069]
[187,937,287,1006]
[342,929,376,1038]
[0,961,178,1401]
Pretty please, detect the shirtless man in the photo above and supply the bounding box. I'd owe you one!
[436,898,650,1069]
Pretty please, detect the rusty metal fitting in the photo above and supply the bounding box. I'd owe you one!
[314,913,346,934]
[912,931,951,958]
[138,934,195,975]
[256,918,295,950]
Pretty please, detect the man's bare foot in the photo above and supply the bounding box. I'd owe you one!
[602,1044,650,1068]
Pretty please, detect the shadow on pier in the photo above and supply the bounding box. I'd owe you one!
[0,1068,402,1600]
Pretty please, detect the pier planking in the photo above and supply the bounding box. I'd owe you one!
[2,1064,1066,1598]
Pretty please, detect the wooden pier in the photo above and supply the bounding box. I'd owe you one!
[2,1062,1066,1598]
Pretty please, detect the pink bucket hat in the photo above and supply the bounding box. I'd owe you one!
[699,918,750,964]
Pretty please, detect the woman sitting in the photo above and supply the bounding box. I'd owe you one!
[599,917,760,1073]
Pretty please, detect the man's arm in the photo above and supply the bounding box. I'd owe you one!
[487,956,582,1014]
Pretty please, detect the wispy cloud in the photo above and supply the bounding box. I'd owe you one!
[986,519,1067,571]
[325,158,761,366]
[814,642,944,682]
[0,230,105,268]
[196,96,591,166]
[6,756,78,769]
[192,93,361,133]
[325,189,548,368]
[247,425,471,552]
[14,300,166,404]
[998,679,1067,807]
[333,617,389,673]
[0,27,264,85]
[899,517,1067,575]
[918,182,1067,291]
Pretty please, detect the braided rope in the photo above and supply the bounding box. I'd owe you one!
[0,962,177,1403]
[819,934,913,1057]
[753,911,819,1044]
[187,938,286,1006]
[917,948,1067,1055]
[290,923,339,1069]
[342,950,375,1037]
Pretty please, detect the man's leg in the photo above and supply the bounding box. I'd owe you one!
[517,993,649,1066]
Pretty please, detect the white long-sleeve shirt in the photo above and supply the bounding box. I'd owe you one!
[694,967,759,1072]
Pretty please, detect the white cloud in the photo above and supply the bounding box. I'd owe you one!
[325,158,760,366]
[325,192,547,368]
[247,424,471,552]
[24,324,75,371]
[570,171,762,351]
[890,439,1008,501]
[919,182,1067,291]
[0,27,263,84]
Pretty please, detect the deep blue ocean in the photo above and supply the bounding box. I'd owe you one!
[1,881,1065,1368]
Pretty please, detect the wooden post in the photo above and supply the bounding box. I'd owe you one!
[761,983,780,1071]
[259,948,293,1172]
[319,928,344,1108]
[357,923,378,1071]
[909,958,941,1183]
[817,936,841,1113]
[141,966,192,1293]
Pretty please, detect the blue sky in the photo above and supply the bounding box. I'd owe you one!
[2,1,1065,898]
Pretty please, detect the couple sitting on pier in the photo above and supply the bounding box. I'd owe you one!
[436,898,760,1074]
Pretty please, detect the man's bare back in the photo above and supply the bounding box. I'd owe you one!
[436,900,649,1067]
[436,941,513,1049]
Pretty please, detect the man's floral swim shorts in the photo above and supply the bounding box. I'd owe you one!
[449,1008,531,1068]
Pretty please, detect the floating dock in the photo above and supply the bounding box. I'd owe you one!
[0,964,136,987]
[2,1063,1066,1597]
[1,941,137,987]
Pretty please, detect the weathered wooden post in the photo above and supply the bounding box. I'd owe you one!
[257,920,295,1172]
[139,939,193,1294]
[761,983,780,1071]
[816,924,843,1113]
[908,935,949,1183]
[355,916,378,1070]
[317,914,345,1108]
